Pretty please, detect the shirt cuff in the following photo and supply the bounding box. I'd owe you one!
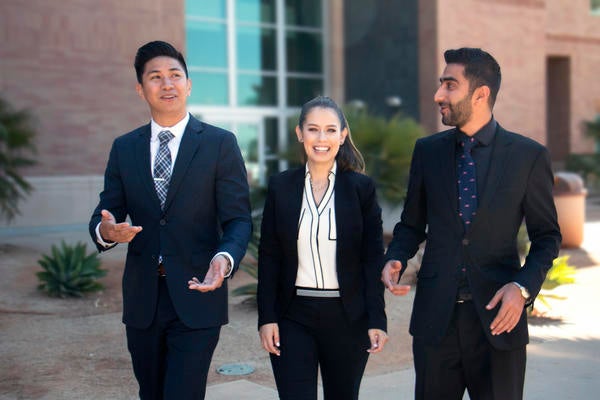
[212,252,234,278]
[95,222,117,249]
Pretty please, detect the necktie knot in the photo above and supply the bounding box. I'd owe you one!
[158,130,175,145]
[461,136,477,153]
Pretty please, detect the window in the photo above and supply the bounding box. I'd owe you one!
[185,0,326,183]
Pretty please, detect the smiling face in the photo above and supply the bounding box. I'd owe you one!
[296,107,348,168]
[433,63,474,129]
[135,56,191,126]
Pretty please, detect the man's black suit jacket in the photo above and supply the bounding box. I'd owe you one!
[386,124,561,350]
[257,166,387,332]
[89,115,252,330]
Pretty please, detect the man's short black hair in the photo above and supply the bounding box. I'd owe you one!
[444,48,501,107]
[134,41,188,84]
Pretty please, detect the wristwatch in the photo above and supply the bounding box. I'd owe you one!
[512,282,530,300]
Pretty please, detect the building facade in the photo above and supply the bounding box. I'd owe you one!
[1,0,599,228]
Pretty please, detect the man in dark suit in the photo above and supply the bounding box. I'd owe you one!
[382,48,561,399]
[89,41,252,400]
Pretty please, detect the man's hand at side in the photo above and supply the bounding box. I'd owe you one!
[381,260,411,296]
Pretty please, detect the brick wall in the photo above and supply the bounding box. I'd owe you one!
[0,0,186,176]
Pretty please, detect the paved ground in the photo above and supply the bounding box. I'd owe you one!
[0,197,598,399]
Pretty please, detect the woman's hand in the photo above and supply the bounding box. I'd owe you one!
[259,323,281,356]
[367,328,388,353]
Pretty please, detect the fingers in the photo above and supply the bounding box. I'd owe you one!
[381,260,403,291]
[486,289,503,310]
[99,210,142,243]
[488,284,526,335]
[367,329,388,353]
[259,324,281,356]
[100,209,115,223]
[188,262,225,292]
[389,284,411,296]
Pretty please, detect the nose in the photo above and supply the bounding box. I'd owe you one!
[162,77,174,89]
[433,86,444,103]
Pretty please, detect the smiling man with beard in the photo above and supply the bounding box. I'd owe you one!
[381,48,561,399]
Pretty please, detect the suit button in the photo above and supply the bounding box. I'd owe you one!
[462,238,470,246]
[159,219,167,226]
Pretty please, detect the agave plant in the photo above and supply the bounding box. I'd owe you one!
[37,241,106,298]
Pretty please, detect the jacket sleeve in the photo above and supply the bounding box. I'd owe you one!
[518,146,562,299]
[257,177,282,327]
[385,139,428,276]
[360,177,387,331]
[214,131,253,273]
[88,140,128,253]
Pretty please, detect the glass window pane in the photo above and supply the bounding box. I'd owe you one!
[186,0,226,18]
[287,77,322,106]
[186,21,227,68]
[236,0,275,23]
[189,71,228,105]
[237,26,276,71]
[238,74,277,106]
[265,117,278,155]
[286,31,322,73]
[285,0,322,27]
[236,123,260,185]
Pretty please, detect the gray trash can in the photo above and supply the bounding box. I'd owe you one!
[553,172,587,248]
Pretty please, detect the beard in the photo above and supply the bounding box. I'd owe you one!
[440,94,472,127]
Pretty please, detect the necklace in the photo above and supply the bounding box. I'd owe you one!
[310,179,328,192]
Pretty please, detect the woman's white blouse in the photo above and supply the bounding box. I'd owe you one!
[295,163,339,289]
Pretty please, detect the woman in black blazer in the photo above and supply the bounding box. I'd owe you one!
[257,96,387,400]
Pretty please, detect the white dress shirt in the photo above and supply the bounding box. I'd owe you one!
[295,162,339,289]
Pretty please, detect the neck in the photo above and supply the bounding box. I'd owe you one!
[459,110,492,136]
[307,160,334,181]
[152,110,188,128]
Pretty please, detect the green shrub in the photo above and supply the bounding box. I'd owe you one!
[534,255,576,311]
[345,108,424,203]
[37,241,106,298]
[0,98,37,222]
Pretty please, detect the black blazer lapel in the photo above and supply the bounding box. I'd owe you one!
[477,126,513,217]
[134,124,162,209]
[163,116,204,211]
[437,132,462,230]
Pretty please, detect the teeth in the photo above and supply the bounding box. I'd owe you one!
[314,147,329,151]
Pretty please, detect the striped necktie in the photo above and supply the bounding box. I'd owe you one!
[153,130,175,209]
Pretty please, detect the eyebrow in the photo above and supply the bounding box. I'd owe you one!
[439,76,459,83]
[307,123,338,128]
[146,67,184,75]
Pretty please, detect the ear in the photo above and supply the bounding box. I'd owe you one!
[186,78,192,97]
[340,127,348,144]
[473,85,490,106]
[295,125,303,142]
[135,83,145,100]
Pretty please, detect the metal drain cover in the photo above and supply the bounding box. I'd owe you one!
[216,363,255,376]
